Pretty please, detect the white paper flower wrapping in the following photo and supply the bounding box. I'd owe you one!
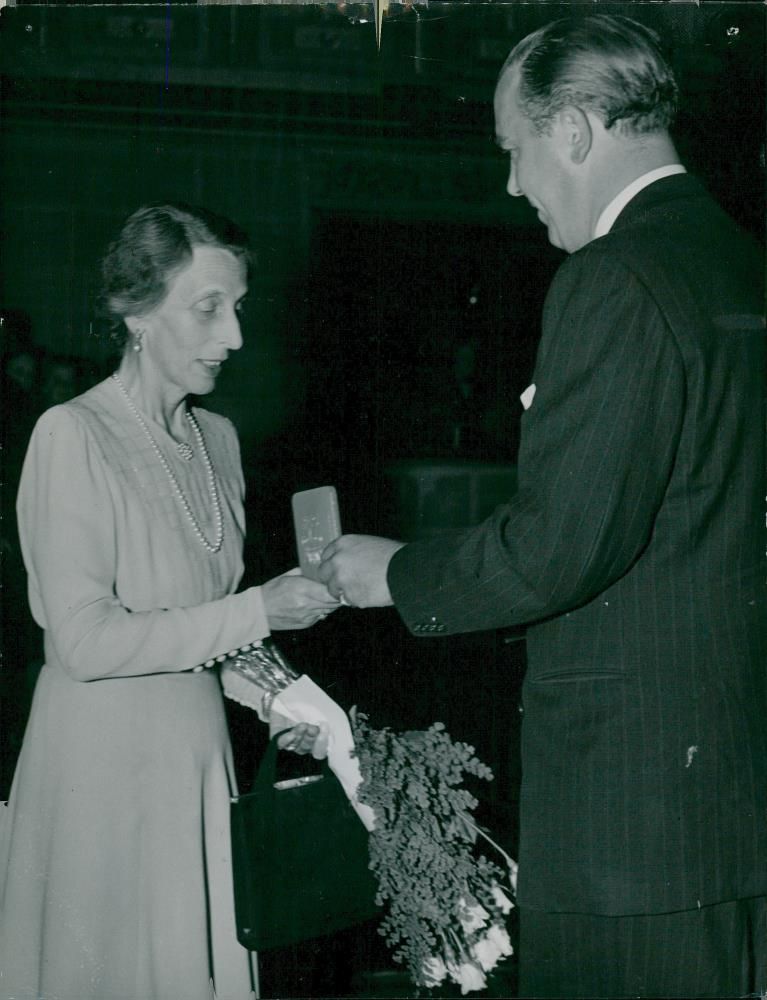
[271,676,376,830]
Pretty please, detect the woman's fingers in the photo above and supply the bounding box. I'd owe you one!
[277,723,322,755]
[262,572,343,630]
[310,723,330,759]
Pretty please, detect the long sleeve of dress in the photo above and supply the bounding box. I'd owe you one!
[17,403,271,681]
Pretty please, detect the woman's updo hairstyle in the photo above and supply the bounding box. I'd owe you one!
[99,202,251,350]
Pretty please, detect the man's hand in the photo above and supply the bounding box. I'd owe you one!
[318,534,406,608]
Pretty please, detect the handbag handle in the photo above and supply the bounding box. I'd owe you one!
[253,731,331,794]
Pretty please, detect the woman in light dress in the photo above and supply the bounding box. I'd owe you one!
[0,203,340,1000]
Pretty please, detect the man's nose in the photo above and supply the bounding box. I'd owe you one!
[507,161,523,198]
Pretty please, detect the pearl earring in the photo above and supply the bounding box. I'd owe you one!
[133,330,144,353]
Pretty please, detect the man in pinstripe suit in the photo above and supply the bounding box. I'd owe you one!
[320,15,766,997]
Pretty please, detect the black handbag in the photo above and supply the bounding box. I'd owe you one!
[230,732,380,951]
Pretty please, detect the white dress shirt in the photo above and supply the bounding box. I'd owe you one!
[593,163,687,239]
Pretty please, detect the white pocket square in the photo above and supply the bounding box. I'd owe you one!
[520,383,536,410]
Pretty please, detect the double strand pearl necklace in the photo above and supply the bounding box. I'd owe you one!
[112,373,224,553]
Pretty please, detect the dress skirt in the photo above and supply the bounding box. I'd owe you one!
[0,664,257,1000]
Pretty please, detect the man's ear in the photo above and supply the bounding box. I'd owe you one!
[558,105,592,165]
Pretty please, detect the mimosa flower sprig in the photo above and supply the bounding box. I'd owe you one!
[351,714,517,994]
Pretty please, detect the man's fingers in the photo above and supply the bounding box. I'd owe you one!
[316,560,344,598]
[321,533,360,562]
[320,538,338,561]
[321,535,351,563]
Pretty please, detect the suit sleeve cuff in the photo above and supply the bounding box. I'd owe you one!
[388,544,448,635]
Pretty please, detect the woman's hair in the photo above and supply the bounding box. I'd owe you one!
[501,14,679,137]
[99,202,251,350]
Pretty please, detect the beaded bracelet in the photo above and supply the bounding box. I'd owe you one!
[198,638,300,712]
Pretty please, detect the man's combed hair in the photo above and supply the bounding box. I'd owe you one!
[503,14,679,136]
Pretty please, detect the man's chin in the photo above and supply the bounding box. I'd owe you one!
[547,227,582,254]
[546,226,564,250]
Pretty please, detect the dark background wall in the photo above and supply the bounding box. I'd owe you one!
[2,0,763,548]
[2,3,763,413]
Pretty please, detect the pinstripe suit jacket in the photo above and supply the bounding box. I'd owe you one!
[388,174,767,915]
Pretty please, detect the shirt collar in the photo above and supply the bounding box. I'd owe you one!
[593,164,687,239]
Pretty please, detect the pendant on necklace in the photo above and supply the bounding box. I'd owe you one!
[176,442,194,461]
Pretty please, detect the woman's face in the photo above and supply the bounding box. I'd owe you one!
[131,245,248,399]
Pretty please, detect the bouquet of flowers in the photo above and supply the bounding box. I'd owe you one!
[219,641,516,992]
[351,712,517,994]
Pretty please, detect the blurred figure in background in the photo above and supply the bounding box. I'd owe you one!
[39,352,82,408]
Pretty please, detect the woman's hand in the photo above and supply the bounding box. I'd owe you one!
[262,568,341,630]
[274,721,329,760]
